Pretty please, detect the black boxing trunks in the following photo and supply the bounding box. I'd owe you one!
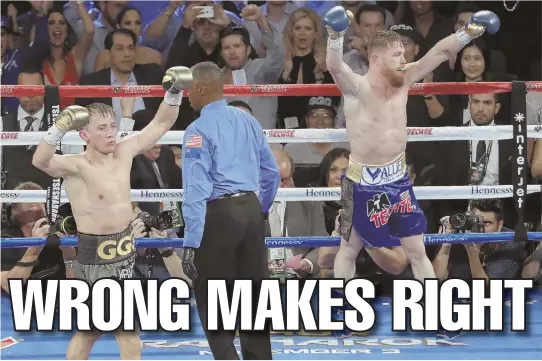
[75,225,135,284]
[340,153,427,248]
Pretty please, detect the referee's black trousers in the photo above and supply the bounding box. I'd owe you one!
[193,192,272,360]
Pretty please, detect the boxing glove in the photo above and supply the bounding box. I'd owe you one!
[323,6,353,40]
[456,10,500,45]
[162,66,193,107]
[43,105,89,146]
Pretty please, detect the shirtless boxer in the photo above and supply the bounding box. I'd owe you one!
[323,7,500,282]
[32,66,192,359]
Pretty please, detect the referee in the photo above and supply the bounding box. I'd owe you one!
[181,62,280,359]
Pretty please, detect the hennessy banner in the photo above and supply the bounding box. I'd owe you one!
[511,81,528,242]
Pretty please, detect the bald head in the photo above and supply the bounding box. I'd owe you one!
[190,61,223,86]
[273,150,295,187]
[188,61,224,111]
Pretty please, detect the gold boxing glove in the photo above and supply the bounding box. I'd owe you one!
[44,105,89,146]
[162,66,193,107]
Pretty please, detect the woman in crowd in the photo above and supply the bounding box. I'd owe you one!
[318,148,350,236]
[276,7,337,129]
[94,6,162,71]
[41,2,94,110]
[449,39,513,125]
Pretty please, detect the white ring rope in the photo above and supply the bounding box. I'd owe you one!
[1,125,542,145]
[2,185,541,203]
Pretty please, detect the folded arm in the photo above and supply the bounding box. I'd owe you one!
[405,33,466,85]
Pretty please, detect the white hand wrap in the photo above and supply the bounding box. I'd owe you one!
[327,36,344,52]
[455,28,474,46]
[43,124,66,146]
[164,90,183,107]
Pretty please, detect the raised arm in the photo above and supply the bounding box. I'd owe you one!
[119,67,191,157]
[32,106,87,178]
[405,10,501,84]
[323,6,361,96]
[71,0,95,75]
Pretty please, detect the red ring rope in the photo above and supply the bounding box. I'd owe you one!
[1,82,541,98]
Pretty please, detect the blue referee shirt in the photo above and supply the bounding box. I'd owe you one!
[181,99,280,248]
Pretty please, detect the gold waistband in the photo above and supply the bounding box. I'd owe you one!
[346,153,407,184]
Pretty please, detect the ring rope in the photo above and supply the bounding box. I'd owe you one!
[2,185,541,203]
[1,125,542,146]
[1,82,541,98]
[1,232,541,249]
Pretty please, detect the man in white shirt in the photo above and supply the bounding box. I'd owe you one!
[269,150,327,279]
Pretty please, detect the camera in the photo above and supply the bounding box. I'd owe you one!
[137,211,173,232]
[449,211,484,233]
[56,216,78,235]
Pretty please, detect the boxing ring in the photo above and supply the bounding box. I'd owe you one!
[1,81,542,359]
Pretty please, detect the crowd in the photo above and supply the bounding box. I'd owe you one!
[1,0,542,295]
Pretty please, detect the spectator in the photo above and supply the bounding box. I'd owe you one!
[130,204,191,285]
[449,39,513,126]
[433,199,527,282]
[1,69,81,190]
[522,242,542,284]
[335,4,386,128]
[527,92,541,163]
[449,3,507,76]
[403,1,453,59]
[129,109,183,223]
[94,6,162,71]
[1,182,76,293]
[170,145,183,170]
[221,6,285,130]
[1,16,50,115]
[76,29,163,123]
[165,3,232,70]
[63,0,128,75]
[42,5,95,110]
[143,1,242,57]
[318,147,350,235]
[11,1,52,49]
[243,1,299,58]
[340,1,395,54]
[277,7,338,129]
[438,93,521,228]
[270,150,327,279]
[284,96,348,187]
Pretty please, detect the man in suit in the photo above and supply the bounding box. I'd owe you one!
[438,92,521,227]
[271,150,327,278]
[1,69,81,190]
[76,28,163,121]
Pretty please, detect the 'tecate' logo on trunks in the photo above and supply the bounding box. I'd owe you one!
[97,235,134,260]
[361,162,403,185]
[367,191,413,228]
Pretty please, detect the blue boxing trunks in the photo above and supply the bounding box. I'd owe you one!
[340,153,426,248]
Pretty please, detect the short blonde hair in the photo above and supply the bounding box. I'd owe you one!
[366,30,403,56]
[85,102,116,126]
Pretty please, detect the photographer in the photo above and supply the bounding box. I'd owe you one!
[433,199,527,282]
[0,182,76,294]
[131,204,191,286]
